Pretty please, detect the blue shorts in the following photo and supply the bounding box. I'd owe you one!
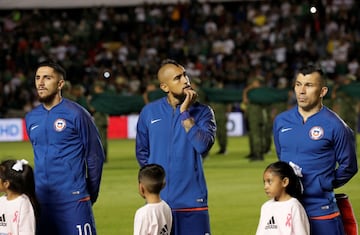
[310,215,345,235]
[171,208,211,235]
[37,198,96,235]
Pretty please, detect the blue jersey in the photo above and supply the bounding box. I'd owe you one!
[136,97,216,209]
[273,106,358,217]
[25,98,105,204]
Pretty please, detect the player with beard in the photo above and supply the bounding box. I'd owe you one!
[25,60,105,235]
[136,59,216,235]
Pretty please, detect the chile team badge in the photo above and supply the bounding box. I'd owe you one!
[54,119,66,132]
[309,126,324,140]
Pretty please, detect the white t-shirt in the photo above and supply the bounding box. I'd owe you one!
[256,197,309,235]
[0,194,36,235]
[134,200,172,235]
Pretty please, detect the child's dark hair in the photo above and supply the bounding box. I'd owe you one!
[265,161,303,199]
[138,164,166,194]
[0,159,40,219]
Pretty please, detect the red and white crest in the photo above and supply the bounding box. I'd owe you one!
[54,119,66,132]
[309,126,324,140]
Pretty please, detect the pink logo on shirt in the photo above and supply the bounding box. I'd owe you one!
[285,213,292,227]
[12,211,19,223]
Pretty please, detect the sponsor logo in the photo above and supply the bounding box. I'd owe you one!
[54,119,66,132]
[0,119,22,141]
[151,119,161,124]
[309,126,324,140]
[265,216,277,230]
[280,127,292,133]
[160,224,170,235]
[0,213,6,227]
[321,205,330,210]
[30,125,39,131]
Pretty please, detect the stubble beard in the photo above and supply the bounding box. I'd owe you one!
[174,93,186,104]
[38,91,58,105]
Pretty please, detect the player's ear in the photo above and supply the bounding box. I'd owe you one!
[320,86,328,98]
[160,83,169,93]
[58,79,65,90]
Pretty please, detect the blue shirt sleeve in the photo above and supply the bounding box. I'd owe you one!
[186,105,216,155]
[78,109,105,204]
[333,125,358,188]
[135,110,149,167]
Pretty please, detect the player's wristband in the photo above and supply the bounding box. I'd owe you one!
[180,111,191,121]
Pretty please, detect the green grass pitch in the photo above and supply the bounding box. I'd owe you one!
[0,135,359,235]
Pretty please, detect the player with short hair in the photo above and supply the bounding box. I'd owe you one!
[25,60,105,235]
[136,59,216,235]
[273,63,358,235]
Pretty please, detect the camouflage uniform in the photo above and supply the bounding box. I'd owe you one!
[93,111,109,161]
[90,81,109,162]
[210,102,228,154]
[192,78,228,155]
[332,75,359,140]
[243,75,271,161]
[246,102,271,160]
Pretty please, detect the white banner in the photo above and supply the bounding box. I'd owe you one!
[0,118,23,142]
[127,114,139,139]
[227,112,244,136]
[125,112,244,139]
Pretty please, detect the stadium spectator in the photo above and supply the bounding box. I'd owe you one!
[0,1,360,159]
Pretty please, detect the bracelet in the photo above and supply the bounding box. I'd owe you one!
[180,111,191,121]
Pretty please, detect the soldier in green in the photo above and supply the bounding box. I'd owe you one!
[271,77,289,119]
[192,77,229,156]
[72,84,89,109]
[210,102,229,155]
[242,74,271,161]
[62,81,77,101]
[89,80,109,162]
[209,80,229,155]
[331,74,359,140]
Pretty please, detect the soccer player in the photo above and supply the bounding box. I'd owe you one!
[25,60,105,235]
[136,59,216,235]
[273,63,358,235]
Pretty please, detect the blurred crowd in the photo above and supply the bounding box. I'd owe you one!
[0,0,359,118]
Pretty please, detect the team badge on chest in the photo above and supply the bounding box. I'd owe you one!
[309,126,324,140]
[54,119,66,132]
